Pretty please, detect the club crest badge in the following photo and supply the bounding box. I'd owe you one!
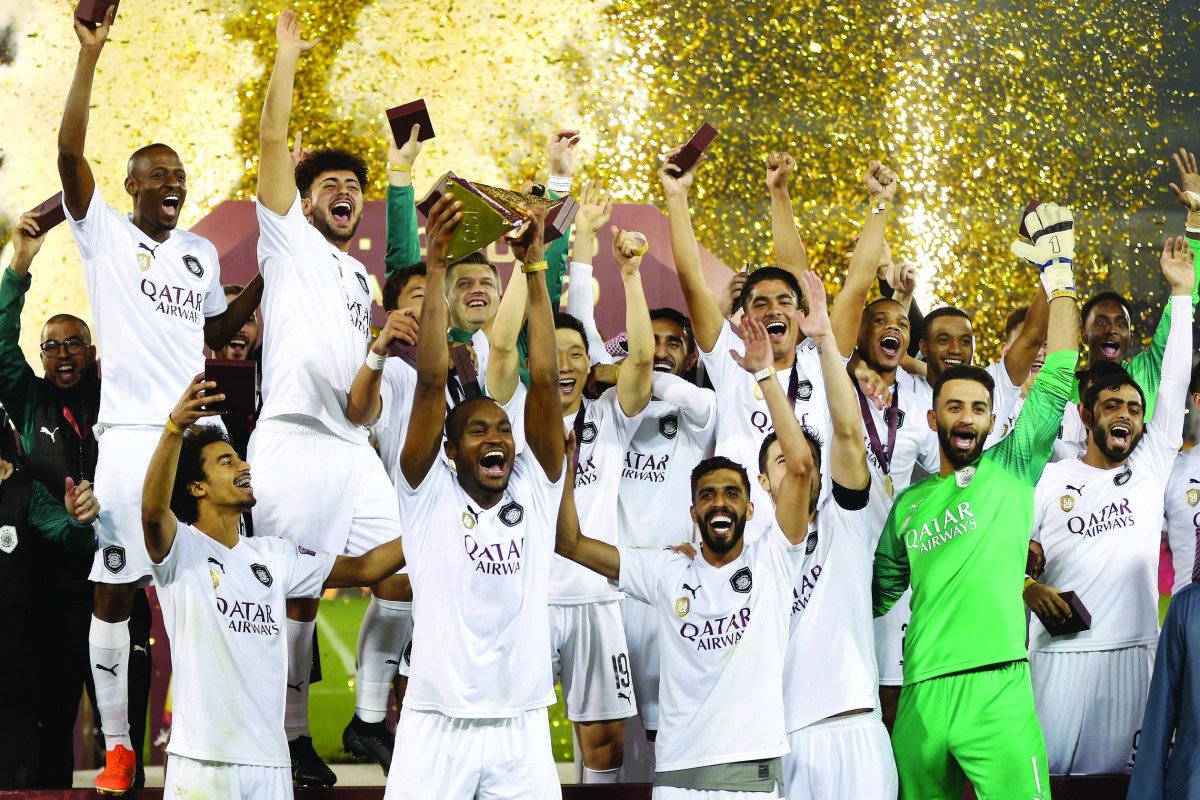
[895,409,906,428]
[103,545,126,573]
[137,253,152,272]
[356,272,369,294]
[1060,495,1075,512]
[796,380,813,401]
[1114,468,1132,486]
[955,466,976,488]
[499,501,524,527]
[1188,488,1200,508]
[183,254,203,278]
[251,563,273,587]
[674,597,691,618]
[581,422,597,445]
[730,566,753,594]
[805,530,818,555]
[659,414,679,440]
[0,525,16,554]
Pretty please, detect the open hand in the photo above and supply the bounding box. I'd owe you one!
[852,356,892,410]
[548,129,580,179]
[797,271,831,342]
[1160,236,1196,295]
[666,542,698,560]
[575,181,613,235]
[1170,147,1200,211]
[170,373,224,430]
[730,317,773,375]
[66,478,99,525]
[425,192,462,270]
[276,9,320,53]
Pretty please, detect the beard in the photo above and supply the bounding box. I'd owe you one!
[937,425,987,470]
[1093,425,1144,463]
[310,206,359,244]
[697,510,747,555]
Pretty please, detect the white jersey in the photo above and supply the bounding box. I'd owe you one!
[65,186,227,424]
[982,358,1028,450]
[618,522,806,772]
[256,193,373,443]
[699,320,830,522]
[399,450,562,718]
[617,395,716,549]
[1005,389,1086,462]
[152,523,335,767]
[785,483,879,732]
[1166,446,1200,595]
[1031,295,1191,653]
[558,391,648,604]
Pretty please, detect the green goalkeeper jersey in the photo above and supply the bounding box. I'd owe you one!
[872,348,1076,686]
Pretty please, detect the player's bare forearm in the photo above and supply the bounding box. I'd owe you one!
[485,266,527,405]
[1045,290,1081,357]
[258,46,303,215]
[616,270,653,417]
[760,373,815,543]
[326,538,406,589]
[58,47,102,218]
[524,265,565,480]
[346,361,385,426]
[816,332,870,491]
[141,429,182,564]
[204,274,264,351]
[400,267,449,487]
[769,185,809,276]
[830,209,888,357]
[1005,285,1048,386]
[665,193,723,352]
[555,476,620,580]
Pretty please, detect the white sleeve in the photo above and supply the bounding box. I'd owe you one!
[64,185,124,262]
[566,262,613,365]
[148,518,190,587]
[281,541,337,599]
[202,240,230,318]
[1146,296,1194,472]
[760,520,809,588]
[696,319,743,391]
[1031,484,1048,544]
[500,381,528,455]
[651,373,715,433]
[255,191,310,268]
[617,545,669,605]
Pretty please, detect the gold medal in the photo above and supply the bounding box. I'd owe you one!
[884,475,894,497]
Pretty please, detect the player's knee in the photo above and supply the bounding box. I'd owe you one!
[286,597,320,621]
[93,583,137,622]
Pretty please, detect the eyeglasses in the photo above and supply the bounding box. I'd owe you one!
[40,338,87,356]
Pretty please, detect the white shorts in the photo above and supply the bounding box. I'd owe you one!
[784,711,898,800]
[89,426,164,584]
[1030,644,1155,774]
[164,753,292,799]
[653,788,781,799]
[550,600,638,722]
[247,421,400,556]
[623,595,660,729]
[385,707,561,800]
[873,590,911,687]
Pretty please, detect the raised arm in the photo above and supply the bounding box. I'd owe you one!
[257,10,319,215]
[0,214,45,441]
[567,181,616,364]
[204,274,265,351]
[483,263,526,405]
[660,147,724,352]
[765,152,809,277]
[383,124,423,278]
[800,271,869,491]
[513,204,565,480]
[399,194,460,487]
[731,316,815,543]
[612,228,653,417]
[1148,236,1198,445]
[829,161,897,356]
[57,7,115,219]
[555,436,620,579]
[141,375,224,563]
[346,310,420,425]
[1002,284,1049,386]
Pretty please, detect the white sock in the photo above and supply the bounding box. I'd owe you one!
[583,767,621,784]
[89,616,132,751]
[355,597,411,724]
[285,618,316,740]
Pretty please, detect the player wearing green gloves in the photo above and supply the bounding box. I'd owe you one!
[872,202,1082,800]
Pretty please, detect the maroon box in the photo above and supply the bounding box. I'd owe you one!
[387,100,436,146]
[203,359,257,415]
[28,193,66,237]
[74,0,119,26]
[1037,591,1092,637]
[668,123,718,175]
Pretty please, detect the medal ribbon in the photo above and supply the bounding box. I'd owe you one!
[851,369,899,475]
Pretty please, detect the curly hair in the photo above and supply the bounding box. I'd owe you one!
[294,148,369,198]
[170,425,231,524]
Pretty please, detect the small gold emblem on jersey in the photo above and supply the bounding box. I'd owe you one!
[210,570,220,589]
[1060,495,1075,512]
[753,383,764,401]
[462,510,476,529]
[674,597,690,617]
[137,253,152,272]
[884,475,894,497]
[1188,488,1199,507]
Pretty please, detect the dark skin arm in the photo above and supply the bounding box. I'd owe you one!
[325,538,406,588]
[57,6,116,220]
[555,434,620,579]
[204,274,265,351]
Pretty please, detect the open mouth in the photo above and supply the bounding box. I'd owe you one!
[162,194,181,217]
[1099,339,1121,360]
[466,295,488,310]
[1031,358,1045,374]
[949,429,977,453]
[56,363,79,383]
[559,377,577,396]
[653,359,674,373]
[765,321,787,341]
[941,356,965,368]
[707,511,735,535]
[479,448,507,478]
[234,473,253,491]
[227,334,250,355]
[1109,423,1132,448]
[331,200,353,224]
[879,334,901,359]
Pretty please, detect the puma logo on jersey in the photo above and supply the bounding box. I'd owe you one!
[40,426,59,442]
[1065,484,1085,496]
[682,582,701,598]
[133,644,148,656]
[287,681,304,692]
[207,557,225,573]
[95,663,119,676]
[385,659,400,666]
[617,691,632,704]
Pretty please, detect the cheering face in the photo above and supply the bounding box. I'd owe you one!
[556,328,590,412]
[857,300,910,372]
[215,292,259,361]
[921,316,975,379]
[1084,386,1145,463]
[39,319,96,391]
[930,379,994,469]
[446,264,499,331]
[742,279,801,361]
[305,170,363,245]
[445,401,515,495]
[195,442,256,513]
[1084,300,1132,364]
[691,469,752,555]
[757,439,821,514]
[394,275,427,314]
[652,318,693,375]
[126,146,187,232]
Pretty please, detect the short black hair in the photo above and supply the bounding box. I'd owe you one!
[294,148,369,199]
[1081,291,1134,327]
[444,395,506,445]
[42,313,92,343]
[383,263,427,312]
[932,365,995,407]
[126,143,177,179]
[691,456,751,502]
[1078,362,1145,416]
[757,426,823,476]
[740,267,804,313]
[921,307,972,341]
[1005,306,1029,340]
[446,250,502,281]
[650,307,695,355]
[863,297,905,317]
[555,312,588,349]
[171,426,231,525]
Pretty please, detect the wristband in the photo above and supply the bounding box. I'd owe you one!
[1187,208,1200,232]
[753,366,777,383]
[365,350,387,371]
[869,200,891,215]
[521,260,549,274]
[1024,577,1036,590]
[547,175,572,194]
[165,416,185,437]
[1039,261,1077,301]
[387,162,411,174]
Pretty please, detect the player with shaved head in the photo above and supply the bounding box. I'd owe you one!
[57,7,262,792]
